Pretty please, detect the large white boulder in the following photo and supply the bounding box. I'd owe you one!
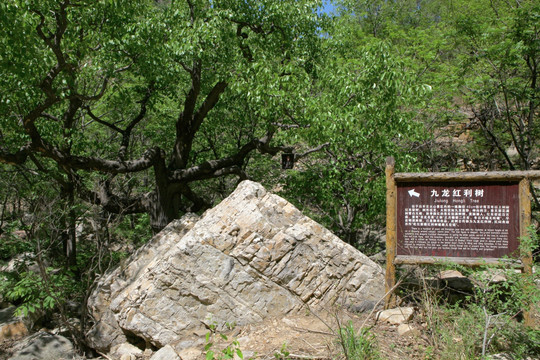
[86,181,385,353]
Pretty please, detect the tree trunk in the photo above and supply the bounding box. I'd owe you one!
[148,193,176,233]
[149,159,177,233]
[61,180,77,267]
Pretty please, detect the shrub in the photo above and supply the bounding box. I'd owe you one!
[338,322,380,360]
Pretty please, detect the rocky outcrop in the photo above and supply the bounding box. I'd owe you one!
[87,181,385,353]
[8,332,76,360]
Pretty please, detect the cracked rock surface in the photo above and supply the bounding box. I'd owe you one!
[86,181,385,353]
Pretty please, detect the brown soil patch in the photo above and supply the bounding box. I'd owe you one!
[208,308,431,360]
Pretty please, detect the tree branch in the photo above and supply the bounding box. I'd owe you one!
[179,183,212,212]
[295,143,330,161]
[60,147,164,174]
[472,111,516,170]
[33,4,71,99]
[0,145,31,165]
[192,81,228,133]
[86,109,123,133]
[74,177,148,215]
[170,132,274,182]
[170,129,326,183]
[119,84,154,159]
[172,60,202,168]
[271,122,311,130]
[70,77,109,102]
[41,113,61,122]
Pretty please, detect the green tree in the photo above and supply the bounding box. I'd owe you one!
[280,13,428,250]
[336,0,539,202]
[0,0,324,245]
[447,0,539,173]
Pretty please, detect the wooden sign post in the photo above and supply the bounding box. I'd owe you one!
[385,158,539,326]
[385,157,397,308]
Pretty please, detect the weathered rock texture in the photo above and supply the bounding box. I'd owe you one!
[86,181,385,352]
[8,332,76,360]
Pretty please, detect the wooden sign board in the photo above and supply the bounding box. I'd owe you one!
[384,157,539,322]
[396,182,520,260]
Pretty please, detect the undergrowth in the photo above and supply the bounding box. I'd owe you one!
[338,322,380,360]
[415,226,540,359]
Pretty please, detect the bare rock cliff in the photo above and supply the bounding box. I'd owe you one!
[86,181,385,352]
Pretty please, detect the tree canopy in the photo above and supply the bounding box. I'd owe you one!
[0,0,323,239]
[3,0,537,257]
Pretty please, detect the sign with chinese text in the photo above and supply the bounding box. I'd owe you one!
[397,182,520,259]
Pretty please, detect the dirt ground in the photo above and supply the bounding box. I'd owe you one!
[209,304,540,360]
[206,308,432,360]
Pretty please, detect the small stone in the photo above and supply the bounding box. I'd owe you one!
[349,300,376,313]
[397,323,419,337]
[439,270,464,279]
[439,270,473,291]
[110,342,142,359]
[177,347,203,360]
[150,345,180,360]
[376,307,414,325]
[143,348,153,357]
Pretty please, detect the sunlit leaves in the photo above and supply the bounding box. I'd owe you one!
[280,14,427,248]
[1,0,325,224]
